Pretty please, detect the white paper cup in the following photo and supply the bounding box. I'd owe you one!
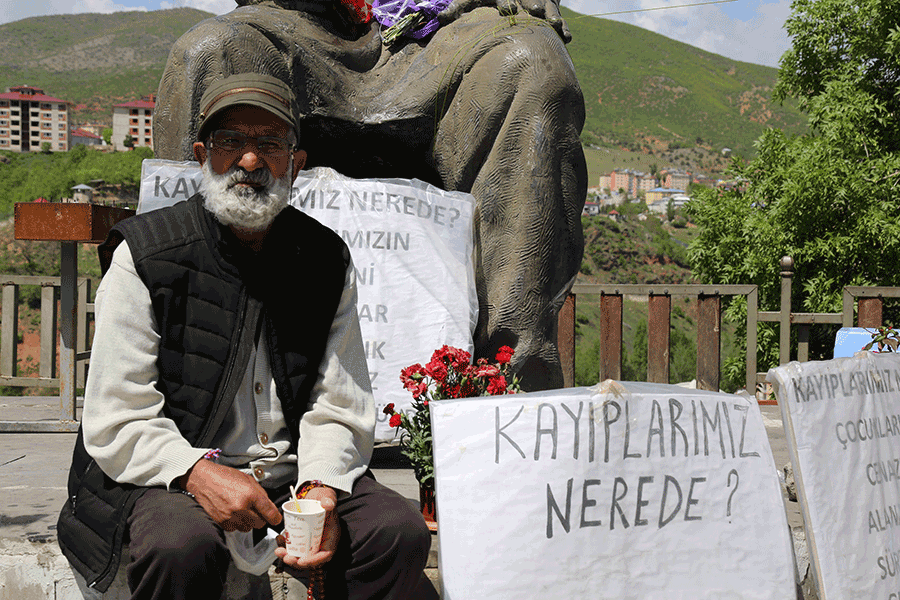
[282,499,326,558]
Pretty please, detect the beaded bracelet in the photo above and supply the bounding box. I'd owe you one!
[298,479,325,498]
[203,448,222,462]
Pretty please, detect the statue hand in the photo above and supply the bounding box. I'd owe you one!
[438,0,571,42]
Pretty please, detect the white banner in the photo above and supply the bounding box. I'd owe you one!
[769,353,900,600]
[430,382,796,599]
[139,160,478,441]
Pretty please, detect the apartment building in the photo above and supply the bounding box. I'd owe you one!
[112,96,154,151]
[0,85,70,152]
[661,169,692,191]
[600,169,659,197]
[71,128,103,147]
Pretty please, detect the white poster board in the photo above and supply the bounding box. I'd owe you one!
[430,381,796,599]
[768,352,900,599]
[139,160,478,441]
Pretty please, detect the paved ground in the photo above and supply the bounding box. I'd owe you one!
[0,397,804,598]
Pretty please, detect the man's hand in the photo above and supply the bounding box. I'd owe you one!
[275,485,340,569]
[178,459,282,532]
[437,0,571,42]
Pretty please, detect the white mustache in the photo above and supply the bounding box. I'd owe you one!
[226,168,273,188]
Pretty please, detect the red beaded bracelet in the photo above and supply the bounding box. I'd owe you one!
[297,480,325,498]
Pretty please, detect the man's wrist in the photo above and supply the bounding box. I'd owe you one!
[297,480,327,498]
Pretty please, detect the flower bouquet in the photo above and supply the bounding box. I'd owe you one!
[864,326,900,352]
[384,345,521,492]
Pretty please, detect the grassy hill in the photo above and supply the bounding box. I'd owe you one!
[0,6,805,160]
[0,8,212,123]
[563,7,807,157]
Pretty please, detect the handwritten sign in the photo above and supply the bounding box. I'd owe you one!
[769,352,900,599]
[430,382,796,599]
[139,160,478,441]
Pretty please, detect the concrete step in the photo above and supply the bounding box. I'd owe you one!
[0,427,440,599]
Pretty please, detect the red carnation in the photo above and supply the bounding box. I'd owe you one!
[475,364,500,379]
[400,364,425,392]
[389,413,402,428]
[339,0,372,23]
[487,374,508,395]
[425,358,448,383]
[495,346,514,364]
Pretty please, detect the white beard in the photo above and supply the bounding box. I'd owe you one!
[200,159,292,232]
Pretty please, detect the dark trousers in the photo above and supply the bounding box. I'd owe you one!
[126,472,431,600]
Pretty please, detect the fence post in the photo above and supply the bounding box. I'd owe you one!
[858,297,883,328]
[696,294,721,391]
[600,293,622,381]
[1,284,18,377]
[746,287,758,394]
[779,256,793,365]
[59,242,78,421]
[647,294,670,384]
[558,293,575,388]
[39,285,58,379]
[77,278,91,388]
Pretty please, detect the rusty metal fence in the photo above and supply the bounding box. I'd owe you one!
[3,254,900,432]
[558,256,900,395]
[0,274,93,432]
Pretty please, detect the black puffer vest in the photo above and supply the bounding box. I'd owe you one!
[57,195,350,591]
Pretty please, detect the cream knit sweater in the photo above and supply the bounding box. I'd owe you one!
[82,241,375,496]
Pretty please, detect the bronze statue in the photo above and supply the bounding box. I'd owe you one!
[155,0,587,390]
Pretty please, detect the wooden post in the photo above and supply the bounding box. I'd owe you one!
[858,297,883,328]
[600,294,623,381]
[696,294,721,391]
[647,294,670,384]
[557,293,576,388]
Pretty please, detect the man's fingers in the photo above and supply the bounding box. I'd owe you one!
[318,497,336,513]
[253,494,282,526]
[274,546,336,569]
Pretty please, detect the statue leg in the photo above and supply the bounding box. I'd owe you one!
[428,13,587,390]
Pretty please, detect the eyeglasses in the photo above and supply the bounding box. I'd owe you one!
[208,129,294,157]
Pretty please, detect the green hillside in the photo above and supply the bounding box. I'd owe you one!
[563,7,806,156]
[0,6,806,157]
[0,9,212,122]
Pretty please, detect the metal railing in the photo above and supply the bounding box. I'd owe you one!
[0,274,93,432]
[3,255,900,432]
[558,256,900,396]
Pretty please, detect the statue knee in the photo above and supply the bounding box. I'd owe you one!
[484,25,581,98]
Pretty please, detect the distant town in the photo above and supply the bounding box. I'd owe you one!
[0,84,154,154]
[0,83,739,215]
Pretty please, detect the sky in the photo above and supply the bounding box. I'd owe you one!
[0,0,793,68]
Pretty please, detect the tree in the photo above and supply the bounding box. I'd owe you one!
[123,134,135,150]
[102,128,112,145]
[40,142,52,154]
[686,0,900,374]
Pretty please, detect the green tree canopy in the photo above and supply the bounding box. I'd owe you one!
[686,0,900,372]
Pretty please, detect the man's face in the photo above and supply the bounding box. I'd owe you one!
[192,105,307,232]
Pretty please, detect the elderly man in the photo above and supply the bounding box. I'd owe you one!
[57,73,432,600]
[155,0,588,390]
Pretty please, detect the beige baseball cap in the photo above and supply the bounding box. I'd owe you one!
[197,73,299,142]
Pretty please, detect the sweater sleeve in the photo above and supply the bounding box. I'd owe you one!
[295,259,376,495]
[82,241,207,489]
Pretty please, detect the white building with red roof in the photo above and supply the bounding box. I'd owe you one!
[71,127,103,147]
[0,85,71,152]
[112,96,154,151]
